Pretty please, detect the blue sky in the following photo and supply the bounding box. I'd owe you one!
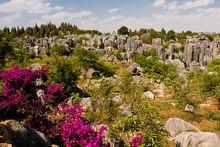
[0,0,220,32]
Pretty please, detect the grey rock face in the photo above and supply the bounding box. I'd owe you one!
[117,35,128,49]
[0,120,50,147]
[211,37,220,58]
[142,91,155,100]
[165,118,200,138]
[184,35,212,68]
[169,59,186,77]
[125,36,142,51]
[152,38,166,61]
[175,132,220,147]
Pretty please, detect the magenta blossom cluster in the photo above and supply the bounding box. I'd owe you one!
[130,134,143,147]
[0,65,65,134]
[54,103,108,147]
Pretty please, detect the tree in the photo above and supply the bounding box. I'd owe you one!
[0,37,13,67]
[117,26,129,35]
[166,30,176,41]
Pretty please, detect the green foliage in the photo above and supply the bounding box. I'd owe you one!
[50,44,70,56]
[166,30,176,41]
[207,58,220,73]
[117,103,168,147]
[0,37,13,67]
[117,26,129,35]
[142,48,158,58]
[119,72,134,97]
[73,49,115,76]
[49,56,79,94]
[134,54,178,83]
[88,79,119,124]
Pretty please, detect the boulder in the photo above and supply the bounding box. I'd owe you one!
[142,91,155,100]
[165,118,200,138]
[128,64,141,76]
[169,59,186,77]
[81,97,93,111]
[86,68,101,79]
[112,96,122,104]
[0,120,50,147]
[175,132,220,147]
[184,104,194,113]
[120,104,132,116]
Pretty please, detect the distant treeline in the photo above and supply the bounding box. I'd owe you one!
[0,22,102,38]
[0,22,219,43]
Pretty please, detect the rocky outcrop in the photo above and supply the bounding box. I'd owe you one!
[175,132,220,147]
[184,35,212,69]
[211,37,220,58]
[165,118,220,147]
[0,120,50,147]
[165,118,200,138]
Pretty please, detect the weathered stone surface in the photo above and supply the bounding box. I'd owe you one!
[86,68,101,79]
[184,104,194,113]
[165,118,200,138]
[211,37,220,58]
[184,35,211,68]
[81,97,93,111]
[142,91,155,100]
[175,132,220,147]
[152,38,166,61]
[119,104,132,116]
[169,59,186,77]
[0,120,50,147]
[128,63,141,76]
[125,36,142,51]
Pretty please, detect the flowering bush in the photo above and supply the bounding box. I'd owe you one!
[130,134,143,147]
[53,103,108,147]
[0,65,65,134]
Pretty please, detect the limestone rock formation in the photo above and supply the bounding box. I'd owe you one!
[175,132,220,147]
[165,118,200,138]
[0,120,50,147]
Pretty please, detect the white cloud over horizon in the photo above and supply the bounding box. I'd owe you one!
[0,0,220,33]
[152,0,166,7]
[108,8,119,13]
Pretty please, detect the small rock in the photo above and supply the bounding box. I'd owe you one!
[81,97,93,111]
[112,96,122,104]
[142,91,155,100]
[120,104,132,116]
[184,104,194,113]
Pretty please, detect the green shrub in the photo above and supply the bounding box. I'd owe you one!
[73,49,115,76]
[134,54,178,83]
[50,44,70,56]
[117,103,168,146]
[49,56,79,94]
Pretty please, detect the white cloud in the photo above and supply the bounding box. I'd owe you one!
[164,0,215,11]
[108,8,119,13]
[0,13,22,28]
[152,0,166,7]
[33,11,91,24]
[101,15,122,23]
[180,0,215,10]
[0,0,63,14]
